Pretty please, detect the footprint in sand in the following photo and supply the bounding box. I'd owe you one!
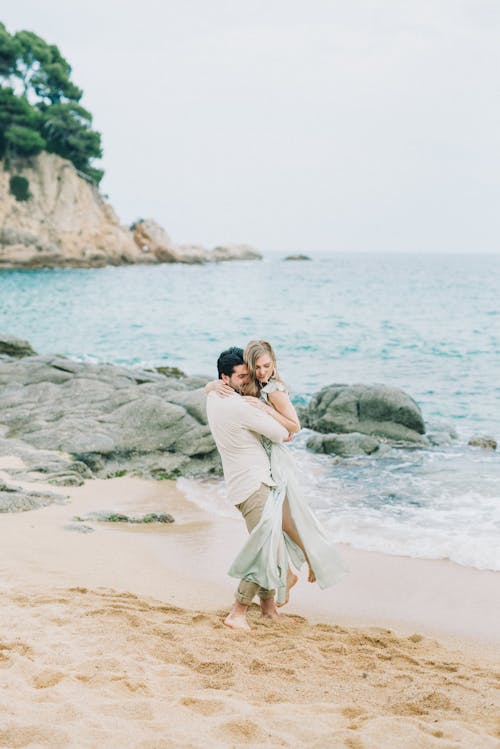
[193,661,234,677]
[180,697,225,715]
[0,725,69,749]
[217,719,270,744]
[101,701,154,720]
[32,670,65,689]
[391,690,458,716]
[0,640,33,664]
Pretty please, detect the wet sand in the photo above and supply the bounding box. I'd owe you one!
[0,467,499,748]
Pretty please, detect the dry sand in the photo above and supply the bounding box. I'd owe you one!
[0,462,499,748]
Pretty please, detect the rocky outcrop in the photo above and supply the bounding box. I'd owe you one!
[284,254,311,261]
[211,244,261,262]
[0,349,220,481]
[132,219,179,262]
[133,220,262,264]
[0,153,144,268]
[301,384,426,444]
[0,154,262,268]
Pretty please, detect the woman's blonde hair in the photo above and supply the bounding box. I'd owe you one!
[243,340,285,397]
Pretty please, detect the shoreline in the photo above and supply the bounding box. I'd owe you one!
[1,468,498,650]
[1,468,499,747]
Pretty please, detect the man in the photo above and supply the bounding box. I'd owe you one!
[206,346,289,631]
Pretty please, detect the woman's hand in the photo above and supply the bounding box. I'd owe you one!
[243,396,270,413]
[214,381,234,398]
[204,380,234,397]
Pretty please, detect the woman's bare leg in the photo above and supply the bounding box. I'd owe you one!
[282,498,316,583]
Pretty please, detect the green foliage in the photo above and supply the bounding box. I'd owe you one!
[14,30,82,103]
[42,101,103,181]
[0,22,20,75]
[0,22,103,183]
[0,86,43,153]
[5,124,46,155]
[9,174,31,201]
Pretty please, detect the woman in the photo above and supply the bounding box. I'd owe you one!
[206,340,347,606]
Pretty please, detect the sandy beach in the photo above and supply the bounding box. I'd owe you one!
[1,462,499,748]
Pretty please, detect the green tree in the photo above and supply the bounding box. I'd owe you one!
[13,30,82,104]
[0,22,20,76]
[0,22,103,183]
[4,123,46,155]
[42,101,103,182]
[0,86,44,156]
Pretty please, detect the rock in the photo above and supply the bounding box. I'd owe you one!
[154,366,187,379]
[48,473,85,487]
[0,343,220,481]
[284,254,311,261]
[211,244,262,262]
[426,431,457,447]
[307,432,380,457]
[0,481,67,513]
[175,244,210,264]
[468,436,497,451]
[424,421,458,447]
[0,436,95,485]
[301,384,426,443]
[132,219,179,262]
[64,523,95,533]
[0,334,37,358]
[173,243,263,264]
[76,511,174,524]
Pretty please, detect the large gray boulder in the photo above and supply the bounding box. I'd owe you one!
[301,383,426,443]
[0,350,220,480]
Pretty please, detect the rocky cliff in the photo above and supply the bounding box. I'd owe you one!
[0,153,261,268]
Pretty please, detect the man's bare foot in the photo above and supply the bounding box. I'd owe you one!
[224,602,251,631]
[276,569,298,608]
[260,597,285,621]
[308,566,316,583]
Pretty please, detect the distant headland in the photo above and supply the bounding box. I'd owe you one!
[0,22,260,269]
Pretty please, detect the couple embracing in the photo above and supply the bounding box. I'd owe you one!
[205,340,347,631]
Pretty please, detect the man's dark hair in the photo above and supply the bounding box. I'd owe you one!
[217,347,244,378]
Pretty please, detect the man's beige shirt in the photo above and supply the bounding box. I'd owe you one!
[206,391,288,505]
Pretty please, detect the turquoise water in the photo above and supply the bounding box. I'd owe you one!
[1,253,499,569]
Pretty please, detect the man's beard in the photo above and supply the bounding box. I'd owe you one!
[229,379,247,395]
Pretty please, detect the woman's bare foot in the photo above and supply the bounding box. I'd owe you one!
[276,569,298,608]
[260,597,285,621]
[224,602,251,631]
[308,566,316,583]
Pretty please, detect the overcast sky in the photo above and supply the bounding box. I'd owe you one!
[2,1,499,253]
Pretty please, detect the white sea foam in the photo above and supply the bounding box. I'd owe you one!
[178,442,500,573]
[177,477,236,519]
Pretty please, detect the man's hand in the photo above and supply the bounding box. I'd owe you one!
[284,433,293,442]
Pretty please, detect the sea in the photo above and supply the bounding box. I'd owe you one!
[1,252,499,572]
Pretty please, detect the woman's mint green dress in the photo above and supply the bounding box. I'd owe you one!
[228,380,348,604]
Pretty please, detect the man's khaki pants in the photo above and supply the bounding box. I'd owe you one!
[234,483,275,605]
